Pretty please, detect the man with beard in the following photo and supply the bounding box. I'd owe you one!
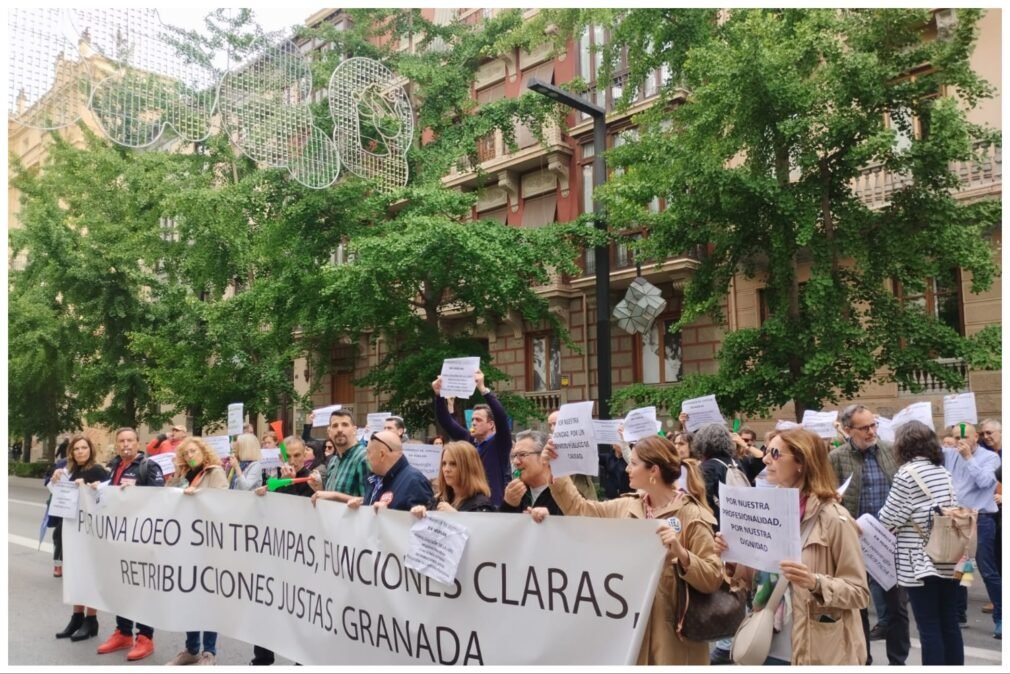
[308,408,370,506]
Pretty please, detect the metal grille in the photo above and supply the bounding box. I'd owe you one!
[219,34,340,188]
[8,8,90,130]
[329,57,413,191]
[71,9,217,147]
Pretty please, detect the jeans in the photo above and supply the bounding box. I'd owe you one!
[185,631,217,655]
[976,513,1002,624]
[860,581,909,665]
[906,576,964,665]
[115,616,153,639]
[869,575,890,626]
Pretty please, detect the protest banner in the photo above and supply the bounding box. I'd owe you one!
[892,401,934,431]
[592,420,624,445]
[311,405,342,428]
[402,443,444,481]
[63,487,664,665]
[801,410,839,439]
[148,452,177,476]
[681,395,724,432]
[227,403,244,436]
[551,401,599,478]
[855,514,897,591]
[47,480,79,519]
[622,407,658,443]
[439,358,480,399]
[943,392,978,429]
[260,448,281,472]
[718,483,801,574]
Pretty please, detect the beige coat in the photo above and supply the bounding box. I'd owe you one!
[550,476,724,665]
[789,495,869,665]
[191,464,229,490]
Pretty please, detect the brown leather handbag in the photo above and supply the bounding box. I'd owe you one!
[675,575,748,642]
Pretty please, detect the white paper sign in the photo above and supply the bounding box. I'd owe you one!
[802,410,839,439]
[775,420,800,431]
[718,483,801,574]
[259,448,281,472]
[622,406,658,443]
[892,401,934,431]
[875,416,895,444]
[681,395,725,432]
[405,515,471,585]
[203,435,231,458]
[856,514,897,591]
[753,469,774,489]
[551,401,599,478]
[837,474,853,498]
[149,452,177,476]
[592,420,624,445]
[943,392,978,429]
[227,402,244,436]
[47,481,80,519]
[439,357,480,399]
[402,443,444,480]
[311,404,342,428]
[64,488,666,665]
[367,412,391,435]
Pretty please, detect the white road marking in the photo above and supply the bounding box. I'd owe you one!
[9,498,46,509]
[9,533,54,554]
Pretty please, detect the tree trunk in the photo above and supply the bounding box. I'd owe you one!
[43,435,56,464]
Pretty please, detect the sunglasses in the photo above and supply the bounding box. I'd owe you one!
[369,433,396,453]
[764,447,791,461]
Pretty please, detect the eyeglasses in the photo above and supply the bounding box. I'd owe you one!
[510,450,540,461]
[369,433,396,453]
[980,430,995,436]
[851,423,878,433]
[764,447,791,461]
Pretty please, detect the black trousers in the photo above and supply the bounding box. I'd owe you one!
[861,580,910,665]
[52,519,63,563]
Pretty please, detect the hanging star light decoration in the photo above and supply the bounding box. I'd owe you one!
[613,277,667,335]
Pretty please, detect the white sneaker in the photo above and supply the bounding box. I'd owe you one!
[198,652,216,665]
[165,650,200,666]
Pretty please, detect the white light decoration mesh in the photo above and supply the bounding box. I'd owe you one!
[8,8,90,130]
[219,34,341,189]
[329,57,413,191]
[69,9,217,148]
[613,277,668,335]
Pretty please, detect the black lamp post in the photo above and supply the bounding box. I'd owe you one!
[527,78,611,420]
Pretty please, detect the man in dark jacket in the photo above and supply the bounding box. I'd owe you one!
[96,427,164,662]
[499,430,563,515]
[432,369,511,507]
[348,430,433,512]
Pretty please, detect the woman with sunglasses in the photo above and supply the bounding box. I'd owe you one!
[412,441,495,517]
[714,428,868,665]
[541,435,724,665]
[52,435,110,642]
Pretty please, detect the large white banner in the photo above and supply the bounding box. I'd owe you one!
[64,487,664,665]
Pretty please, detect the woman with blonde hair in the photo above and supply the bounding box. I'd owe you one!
[229,433,266,491]
[166,437,227,665]
[714,428,869,665]
[542,434,724,664]
[53,435,110,641]
[411,441,495,517]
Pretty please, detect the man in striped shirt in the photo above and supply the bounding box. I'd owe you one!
[308,408,370,505]
[829,404,910,665]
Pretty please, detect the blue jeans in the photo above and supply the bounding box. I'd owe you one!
[869,575,890,626]
[906,576,964,665]
[976,513,1002,624]
[185,631,217,655]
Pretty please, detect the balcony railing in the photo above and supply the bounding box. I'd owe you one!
[897,357,970,396]
[852,141,1001,208]
[522,389,569,417]
[448,121,565,178]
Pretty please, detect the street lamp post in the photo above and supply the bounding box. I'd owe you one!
[527,78,612,420]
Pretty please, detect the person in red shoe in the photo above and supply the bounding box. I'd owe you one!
[95,427,164,661]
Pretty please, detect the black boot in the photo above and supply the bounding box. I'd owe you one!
[70,615,99,641]
[55,612,84,639]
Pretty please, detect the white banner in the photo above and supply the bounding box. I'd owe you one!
[63,488,663,665]
[892,401,934,432]
[681,395,725,432]
[592,420,624,446]
[47,480,79,518]
[801,410,839,439]
[856,514,897,591]
[148,452,177,476]
[227,403,245,436]
[943,392,978,430]
[718,483,801,574]
[622,407,658,443]
[551,401,599,478]
[312,404,343,428]
[402,443,443,480]
[259,448,281,472]
[439,357,480,399]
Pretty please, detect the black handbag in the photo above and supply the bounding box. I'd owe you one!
[675,576,748,642]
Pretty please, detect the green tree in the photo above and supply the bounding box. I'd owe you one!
[527,9,1001,420]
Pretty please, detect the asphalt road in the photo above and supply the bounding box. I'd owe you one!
[7,476,1004,666]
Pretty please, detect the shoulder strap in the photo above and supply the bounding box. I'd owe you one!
[904,464,935,501]
[765,514,819,609]
[138,458,150,485]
